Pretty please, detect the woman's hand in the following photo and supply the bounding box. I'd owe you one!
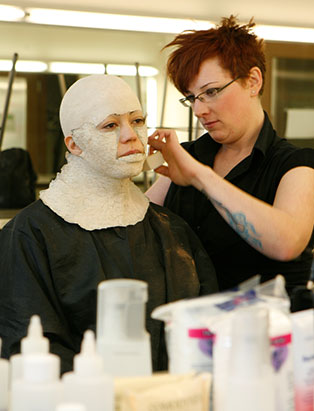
[148,129,205,188]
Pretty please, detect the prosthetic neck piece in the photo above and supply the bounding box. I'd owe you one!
[40,75,149,230]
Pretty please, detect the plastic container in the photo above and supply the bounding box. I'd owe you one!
[62,330,114,411]
[224,307,276,411]
[0,338,9,411]
[10,351,62,411]
[96,279,152,377]
[10,315,49,385]
[291,308,314,411]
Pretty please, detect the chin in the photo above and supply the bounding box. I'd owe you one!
[109,160,144,179]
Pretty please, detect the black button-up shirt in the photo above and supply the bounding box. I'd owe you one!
[165,112,314,293]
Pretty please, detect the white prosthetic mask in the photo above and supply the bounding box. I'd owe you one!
[40,75,149,230]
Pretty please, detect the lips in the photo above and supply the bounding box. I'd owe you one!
[203,120,219,129]
[120,149,143,157]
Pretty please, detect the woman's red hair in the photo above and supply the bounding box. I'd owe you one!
[164,15,266,95]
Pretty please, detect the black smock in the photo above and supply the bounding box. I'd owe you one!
[165,112,314,294]
[0,200,218,374]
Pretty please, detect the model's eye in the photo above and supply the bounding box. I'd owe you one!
[132,117,145,126]
[103,122,118,130]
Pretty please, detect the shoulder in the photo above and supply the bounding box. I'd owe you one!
[1,200,73,239]
[270,139,314,172]
[147,202,196,234]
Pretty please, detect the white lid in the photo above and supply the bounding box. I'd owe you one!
[97,279,148,340]
[74,330,105,378]
[21,315,49,354]
[97,279,148,304]
[56,403,86,411]
[23,353,60,383]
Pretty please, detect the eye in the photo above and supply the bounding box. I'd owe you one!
[102,122,118,130]
[186,95,195,103]
[205,88,218,97]
[132,117,146,126]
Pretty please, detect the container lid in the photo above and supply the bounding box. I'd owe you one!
[97,279,148,304]
[74,330,106,378]
[21,315,49,354]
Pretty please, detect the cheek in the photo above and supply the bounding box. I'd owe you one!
[74,124,119,163]
[136,125,148,147]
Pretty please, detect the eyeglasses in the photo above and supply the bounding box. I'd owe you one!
[179,77,241,108]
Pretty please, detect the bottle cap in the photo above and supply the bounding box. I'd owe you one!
[21,315,49,354]
[97,279,148,340]
[74,330,105,378]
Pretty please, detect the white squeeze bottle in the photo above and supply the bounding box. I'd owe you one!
[10,315,49,385]
[62,330,114,411]
[0,338,9,411]
[96,279,152,377]
[224,306,276,411]
[10,338,62,411]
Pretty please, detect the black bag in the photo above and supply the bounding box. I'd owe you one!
[0,53,37,209]
[0,148,37,208]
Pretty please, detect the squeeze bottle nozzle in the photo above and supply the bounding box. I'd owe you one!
[21,315,49,354]
[74,330,104,378]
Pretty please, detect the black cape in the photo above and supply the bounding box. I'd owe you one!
[0,200,217,373]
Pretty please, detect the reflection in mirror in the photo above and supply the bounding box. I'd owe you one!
[0,77,27,151]
[271,57,314,149]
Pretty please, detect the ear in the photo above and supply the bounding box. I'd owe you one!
[248,66,263,96]
[64,136,82,156]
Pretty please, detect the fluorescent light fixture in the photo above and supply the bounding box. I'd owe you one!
[106,64,158,77]
[0,59,47,72]
[0,4,25,21]
[50,62,158,76]
[1,4,314,43]
[50,62,105,74]
[254,25,314,44]
[24,7,214,34]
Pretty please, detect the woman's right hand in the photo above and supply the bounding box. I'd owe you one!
[148,129,205,188]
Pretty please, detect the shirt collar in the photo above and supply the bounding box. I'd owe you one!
[194,110,278,165]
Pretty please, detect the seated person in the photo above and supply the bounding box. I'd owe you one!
[0,75,218,374]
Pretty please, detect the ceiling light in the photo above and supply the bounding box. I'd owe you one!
[106,65,159,77]
[49,62,105,75]
[254,25,314,44]
[0,4,25,21]
[24,7,214,34]
[49,62,158,76]
[0,60,47,72]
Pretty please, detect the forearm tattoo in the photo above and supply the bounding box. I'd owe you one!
[201,190,263,250]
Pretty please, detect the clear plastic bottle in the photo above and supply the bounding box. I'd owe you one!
[10,315,49,385]
[10,350,62,411]
[62,330,114,411]
[96,279,152,377]
[0,338,9,411]
[224,307,276,411]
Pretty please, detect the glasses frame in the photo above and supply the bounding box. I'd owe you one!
[179,76,241,107]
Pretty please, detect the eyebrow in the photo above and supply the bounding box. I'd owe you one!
[187,81,218,95]
[110,110,139,116]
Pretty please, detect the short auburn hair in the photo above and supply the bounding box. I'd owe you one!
[164,15,266,95]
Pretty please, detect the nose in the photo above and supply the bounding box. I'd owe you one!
[192,98,211,119]
[119,122,139,143]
